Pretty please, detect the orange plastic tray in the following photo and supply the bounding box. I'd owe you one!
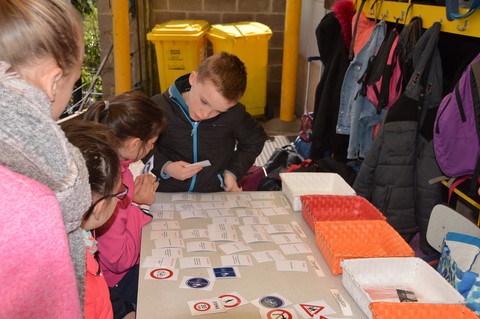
[301,195,386,231]
[370,302,477,319]
[315,220,414,275]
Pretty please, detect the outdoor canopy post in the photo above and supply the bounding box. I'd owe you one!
[111,0,131,94]
[280,0,302,122]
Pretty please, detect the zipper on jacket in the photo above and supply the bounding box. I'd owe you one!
[381,184,392,213]
[216,172,225,189]
[188,122,199,192]
[169,85,201,192]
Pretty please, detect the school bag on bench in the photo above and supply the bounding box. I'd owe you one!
[433,53,480,196]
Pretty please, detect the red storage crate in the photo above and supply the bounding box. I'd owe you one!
[301,195,386,231]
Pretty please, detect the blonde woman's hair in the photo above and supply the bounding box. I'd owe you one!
[0,0,83,76]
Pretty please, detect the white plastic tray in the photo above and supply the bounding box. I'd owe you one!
[341,257,465,319]
[280,172,356,211]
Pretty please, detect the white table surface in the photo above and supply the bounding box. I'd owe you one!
[136,191,367,319]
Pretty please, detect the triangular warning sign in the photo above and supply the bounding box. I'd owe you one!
[318,316,328,319]
[299,303,324,316]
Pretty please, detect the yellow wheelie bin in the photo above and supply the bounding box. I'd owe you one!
[147,20,210,92]
[206,22,272,117]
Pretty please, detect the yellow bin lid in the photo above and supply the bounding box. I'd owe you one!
[147,20,210,40]
[207,21,272,40]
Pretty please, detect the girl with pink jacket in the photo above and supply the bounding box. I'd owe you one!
[84,91,166,318]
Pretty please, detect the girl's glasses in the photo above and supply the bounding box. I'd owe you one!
[84,183,129,219]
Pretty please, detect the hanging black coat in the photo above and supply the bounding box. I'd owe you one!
[310,0,354,162]
[353,23,444,254]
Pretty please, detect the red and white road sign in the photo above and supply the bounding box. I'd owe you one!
[149,268,173,279]
[218,294,241,308]
[299,303,324,317]
[266,309,293,319]
[193,302,211,312]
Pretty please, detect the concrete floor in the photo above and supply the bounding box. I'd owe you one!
[257,116,301,137]
[255,105,301,137]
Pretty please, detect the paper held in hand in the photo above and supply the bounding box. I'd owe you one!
[186,160,212,168]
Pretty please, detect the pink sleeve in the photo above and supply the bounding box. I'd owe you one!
[97,202,151,274]
[95,165,152,286]
[0,167,82,319]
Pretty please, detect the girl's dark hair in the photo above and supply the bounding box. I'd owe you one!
[83,90,166,145]
[62,121,121,198]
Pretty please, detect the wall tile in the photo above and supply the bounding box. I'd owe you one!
[272,0,286,12]
[222,13,255,23]
[269,31,284,48]
[188,12,221,24]
[268,65,282,81]
[268,48,283,65]
[169,0,202,11]
[256,14,285,31]
[238,0,269,12]
[153,11,187,24]
[204,0,236,11]
[151,0,167,10]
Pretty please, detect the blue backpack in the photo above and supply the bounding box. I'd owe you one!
[433,53,480,193]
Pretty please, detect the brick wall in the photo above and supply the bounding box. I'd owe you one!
[150,0,286,110]
[98,0,286,113]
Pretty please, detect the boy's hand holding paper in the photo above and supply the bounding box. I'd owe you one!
[165,161,205,181]
[185,160,211,168]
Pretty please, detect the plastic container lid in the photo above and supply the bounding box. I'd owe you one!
[207,21,272,39]
[147,20,210,40]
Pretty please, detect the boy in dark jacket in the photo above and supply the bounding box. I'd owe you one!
[148,52,267,193]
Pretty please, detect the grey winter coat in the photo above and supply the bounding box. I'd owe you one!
[353,23,444,254]
[0,62,91,309]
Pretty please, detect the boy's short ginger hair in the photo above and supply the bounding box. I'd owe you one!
[196,52,247,102]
